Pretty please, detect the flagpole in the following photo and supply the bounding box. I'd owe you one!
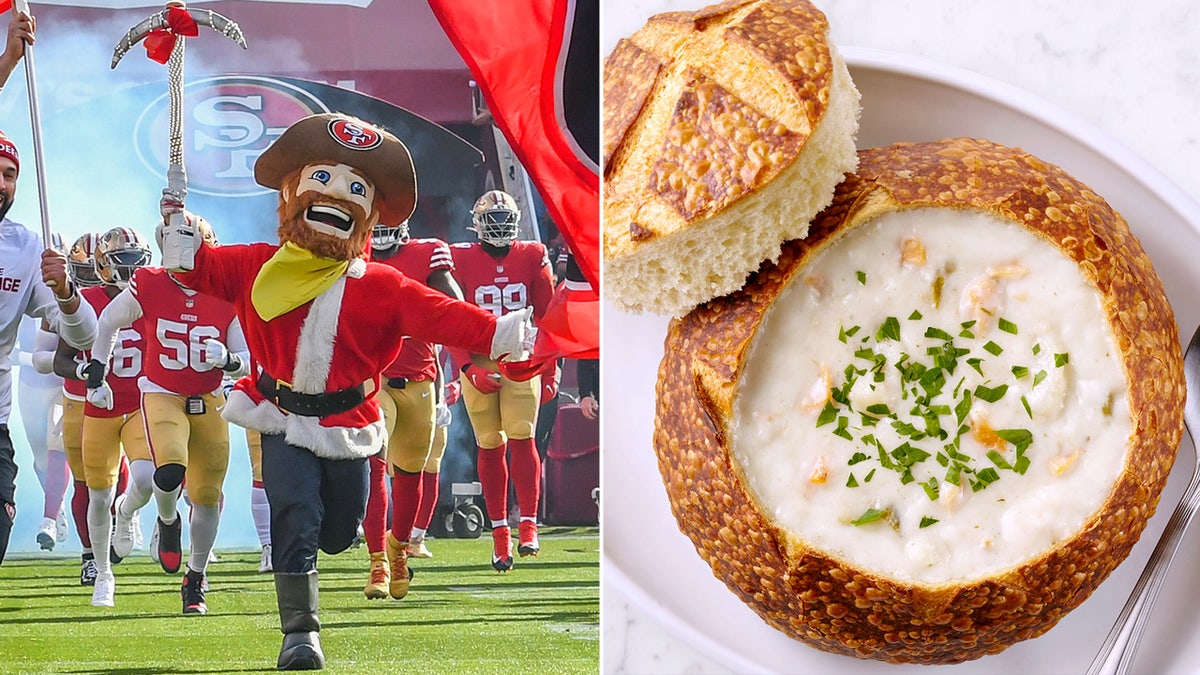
[13,0,51,248]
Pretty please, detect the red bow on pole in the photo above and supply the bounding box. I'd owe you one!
[143,6,198,64]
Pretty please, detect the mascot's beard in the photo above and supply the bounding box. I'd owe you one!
[276,189,376,261]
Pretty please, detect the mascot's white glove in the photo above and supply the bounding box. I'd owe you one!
[490,306,537,362]
[158,187,198,272]
[87,382,115,411]
[435,402,452,428]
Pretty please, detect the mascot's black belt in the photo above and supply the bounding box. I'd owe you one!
[257,373,365,417]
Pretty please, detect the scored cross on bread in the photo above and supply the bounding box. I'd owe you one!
[603,0,861,317]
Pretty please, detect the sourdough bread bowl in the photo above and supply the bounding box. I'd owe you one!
[603,0,860,317]
[653,137,1185,663]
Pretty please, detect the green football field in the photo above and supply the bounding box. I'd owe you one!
[0,528,599,674]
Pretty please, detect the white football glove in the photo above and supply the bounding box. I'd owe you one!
[491,307,536,362]
[435,402,453,428]
[158,188,197,272]
[87,382,114,411]
[203,339,230,368]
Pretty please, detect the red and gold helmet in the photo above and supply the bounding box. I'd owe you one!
[95,227,152,289]
[67,233,104,288]
[469,190,520,246]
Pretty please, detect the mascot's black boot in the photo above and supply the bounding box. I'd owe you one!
[275,571,325,670]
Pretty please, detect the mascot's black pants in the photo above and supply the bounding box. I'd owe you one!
[260,432,369,572]
[0,425,17,566]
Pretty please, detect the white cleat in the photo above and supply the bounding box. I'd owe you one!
[258,544,273,573]
[111,495,138,560]
[56,506,69,543]
[132,510,144,550]
[149,524,160,564]
[91,572,115,607]
[409,535,433,559]
[36,517,56,551]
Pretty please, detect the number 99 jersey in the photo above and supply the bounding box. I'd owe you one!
[128,267,239,396]
[449,240,554,322]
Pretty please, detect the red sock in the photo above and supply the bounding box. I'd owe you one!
[363,456,388,553]
[389,470,421,542]
[476,444,509,523]
[414,471,439,530]
[71,480,91,548]
[508,438,541,521]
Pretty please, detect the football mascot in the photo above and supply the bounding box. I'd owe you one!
[159,113,533,671]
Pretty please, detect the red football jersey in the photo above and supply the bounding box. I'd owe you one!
[82,285,144,418]
[129,267,239,396]
[449,240,554,321]
[375,238,454,381]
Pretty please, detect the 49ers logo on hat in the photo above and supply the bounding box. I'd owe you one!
[328,118,382,151]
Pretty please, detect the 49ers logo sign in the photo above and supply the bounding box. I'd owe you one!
[134,76,329,198]
[328,119,382,150]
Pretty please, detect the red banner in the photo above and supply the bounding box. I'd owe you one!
[427,0,599,288]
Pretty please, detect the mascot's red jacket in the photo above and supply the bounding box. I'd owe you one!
[174,243,500,460]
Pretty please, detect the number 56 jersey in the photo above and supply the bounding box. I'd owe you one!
[449,240,554,322]
[129,267,239,396]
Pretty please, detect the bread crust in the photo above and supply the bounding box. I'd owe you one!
[603,0,859,316]
[653,137,1185,663]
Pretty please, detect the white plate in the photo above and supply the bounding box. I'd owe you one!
[602,47,1200,674]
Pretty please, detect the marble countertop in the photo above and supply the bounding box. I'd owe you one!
[602,1,1200,673]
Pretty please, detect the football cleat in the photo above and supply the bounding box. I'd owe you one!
[181,569,207,615]
[259,544,273,574]
[386,534,412,599]
[79,554,98,586]
[110,494,138,561]
[409,534,433,559]
[491,526,514,572]
[148,523,160,563]
[155,516,183,574]
[518,520,540,557]
[56,506,69,543]
[91,571,115,607]
[36,517,56,551]
[364,551,389,600]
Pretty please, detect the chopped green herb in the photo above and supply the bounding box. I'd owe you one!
[920,476,939,501]
[864,468,876,483]
[846,473,859,488]
[1021,395,1032,419]
[919,516,939,528]
[983,341,1003,356]
[1033,370,1048,387]
[998,318,1018,334]
[925,327,953,341]
[908,310,923,321]
[967,357,984,376]
[848,452,869,466]
[1054,352,1070,367]
[974,383,1009,403]
[1011,365,1028,378]
[856,270,867,285]
[851,507,888,526]
[1032,343,1042,355]
[876,317,901,342]
[816,402,838,427]
[995,428,1033,453]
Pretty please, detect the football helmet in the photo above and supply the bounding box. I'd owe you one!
[95,227,152,288]
[371,220,410,251]
[469,190,520,246]
[67,233,104,287]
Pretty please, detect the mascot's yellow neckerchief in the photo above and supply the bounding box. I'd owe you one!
[251,241,350,321]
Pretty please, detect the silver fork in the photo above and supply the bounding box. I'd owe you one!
[1087,324,1200,675]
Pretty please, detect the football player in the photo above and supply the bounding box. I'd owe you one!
[52,233,118,585]
[86,220,248,615]
[449,190,554,571]
[360,219,462,599]
[54,228,150,607]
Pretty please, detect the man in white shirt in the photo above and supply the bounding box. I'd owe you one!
[0,126,98,564]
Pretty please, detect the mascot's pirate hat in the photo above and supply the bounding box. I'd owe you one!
[254,113,417,226]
